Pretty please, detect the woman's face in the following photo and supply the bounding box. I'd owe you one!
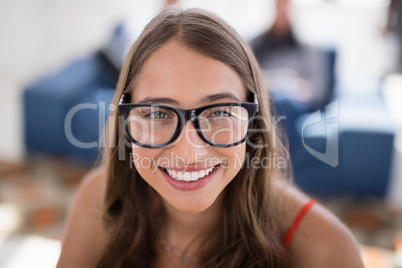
[130,39,247,213]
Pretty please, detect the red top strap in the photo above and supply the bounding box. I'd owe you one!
[281,200,316,250]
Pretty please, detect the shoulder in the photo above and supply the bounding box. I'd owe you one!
[277,182,364,268]
[57,167,108,267]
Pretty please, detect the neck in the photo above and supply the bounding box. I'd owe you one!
[161,194,223,251]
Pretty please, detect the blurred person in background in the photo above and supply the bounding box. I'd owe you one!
[385,0,402,73]
[57,7,363,268]
[250,0,332,141]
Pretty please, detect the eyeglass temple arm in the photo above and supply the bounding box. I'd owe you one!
[119,95,124,105]
[119,94,130,105]
[254,94,259,112]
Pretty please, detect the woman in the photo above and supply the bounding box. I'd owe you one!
[57,7,364,268]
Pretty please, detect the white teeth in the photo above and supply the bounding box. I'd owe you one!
[183,172,192,181]
[177,172,184,181]
[163,166,217,182]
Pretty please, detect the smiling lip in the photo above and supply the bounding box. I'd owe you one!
[160,166,216,172]
[159,165,219,191]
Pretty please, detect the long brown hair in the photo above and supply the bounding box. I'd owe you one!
[97,7,291,267]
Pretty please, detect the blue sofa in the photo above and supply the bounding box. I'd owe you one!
[290,82,395,197]
[23,52,118,162]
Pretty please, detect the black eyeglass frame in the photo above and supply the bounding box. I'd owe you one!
[118,94,259,148]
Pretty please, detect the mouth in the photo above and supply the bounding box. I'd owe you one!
[160,165,220,182]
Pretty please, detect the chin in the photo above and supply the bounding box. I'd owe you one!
[165,195,217,214]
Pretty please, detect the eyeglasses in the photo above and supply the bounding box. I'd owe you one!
[118,94,259,148]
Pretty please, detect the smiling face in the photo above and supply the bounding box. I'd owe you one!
[130,39,248,213]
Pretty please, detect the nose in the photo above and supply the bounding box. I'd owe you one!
[168,121,208,162]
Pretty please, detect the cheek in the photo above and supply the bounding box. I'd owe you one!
[131,147,161,174]
[218,144,247,171]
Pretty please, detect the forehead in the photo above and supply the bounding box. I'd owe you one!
[131,39,247,106]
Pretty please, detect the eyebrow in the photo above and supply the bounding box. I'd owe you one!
[137,92,242,105]
[201,92,242,103]
[137,97,179,105]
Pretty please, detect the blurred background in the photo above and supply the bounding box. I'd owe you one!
[1,0,402,267]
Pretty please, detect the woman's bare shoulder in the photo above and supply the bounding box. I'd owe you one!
[57,166,108,267]
[276,181,364,268]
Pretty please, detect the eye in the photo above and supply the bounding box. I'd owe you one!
[150,111,168,119]
[131,107,174,120]
[211,110,229,117]
[208,107,232,118]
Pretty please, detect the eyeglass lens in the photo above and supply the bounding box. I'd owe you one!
[127,105,250,146]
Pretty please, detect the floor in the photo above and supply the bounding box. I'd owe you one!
[0,156,86,267]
